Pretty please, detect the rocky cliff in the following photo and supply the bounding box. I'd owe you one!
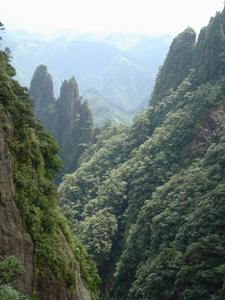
[0,111,33,296]
[0,110,93,300]
[0,39,99,299]
[30,67,94,176]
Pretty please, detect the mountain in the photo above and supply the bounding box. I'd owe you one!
[59,8,225,299]
[29,64,56,129]
[92,55,152,112]
[83,88,131,126]
[3,31,170,124]
[30,65,94,176]
[0,36,99,299]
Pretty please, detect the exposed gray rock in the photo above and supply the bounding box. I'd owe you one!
[0,112,33,296]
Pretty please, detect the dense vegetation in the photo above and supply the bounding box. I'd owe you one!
[0,28,99,299]
[60,9,225,299]
[30,65,94,175]
[0,256,27,300]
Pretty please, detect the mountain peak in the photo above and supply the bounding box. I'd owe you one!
[151,27,196,104]
[60,77,79,102]
[29,64,55,118]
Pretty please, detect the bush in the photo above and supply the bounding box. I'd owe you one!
[0,256,24,285]
[0,285,27,300]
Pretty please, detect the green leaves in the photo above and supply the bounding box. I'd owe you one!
[79,210,118,264]
[0,256,27,300]
[60,75,225,299]
[0,256,24,285]
[0,285,27,300]
[57,9,225,300]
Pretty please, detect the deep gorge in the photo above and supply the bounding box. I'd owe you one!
[1,6,225,300]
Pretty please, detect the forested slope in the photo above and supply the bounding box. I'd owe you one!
[0,27,99,300]
[60,9,225,299]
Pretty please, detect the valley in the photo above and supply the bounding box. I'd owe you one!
[0,4,225,300]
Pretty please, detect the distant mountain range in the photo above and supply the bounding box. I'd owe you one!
[3,30,171,125]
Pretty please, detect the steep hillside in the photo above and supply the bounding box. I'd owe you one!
[0,33,99,299]
[59,8,225,299]
[30,65,94,175]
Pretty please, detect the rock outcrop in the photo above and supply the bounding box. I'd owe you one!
[30,68,94,176]
[0,111,33,296]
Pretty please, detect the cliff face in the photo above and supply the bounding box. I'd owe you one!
[0,111,92,300]
[56,78,82,172]
[35,230,92,300]
[29,65,55,114]
[0,46,99,299]
[0,111,33,296]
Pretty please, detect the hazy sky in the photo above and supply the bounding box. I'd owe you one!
[1,0,224,35]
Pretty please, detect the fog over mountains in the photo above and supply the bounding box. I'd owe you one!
[3,30,171,124]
